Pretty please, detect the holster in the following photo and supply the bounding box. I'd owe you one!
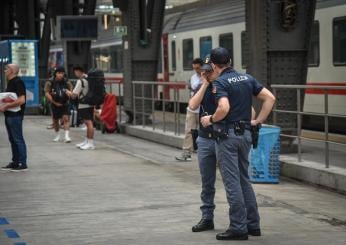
[251,124,261,149]
[191,129,198,150]
[234,121,246,136]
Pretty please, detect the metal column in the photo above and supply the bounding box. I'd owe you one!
[245,0,316,152]
[116,0,166,123]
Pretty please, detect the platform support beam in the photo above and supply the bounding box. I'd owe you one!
[115,0,166,123]
[245,0,316,151]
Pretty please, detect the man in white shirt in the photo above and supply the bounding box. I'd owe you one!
[176,58,203,161]
[66,66,95,150]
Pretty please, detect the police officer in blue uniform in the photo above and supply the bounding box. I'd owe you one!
[201,47,276,240]
[188,56,218,232]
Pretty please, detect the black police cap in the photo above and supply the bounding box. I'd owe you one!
[210,47,231,65]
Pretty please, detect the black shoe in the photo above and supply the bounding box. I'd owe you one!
[192,219,214,232]
[216,229,248,240]
[248,228,261,236]
[10,163,28,172]
[1,162,15,171]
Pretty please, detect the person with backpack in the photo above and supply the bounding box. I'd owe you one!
[66,66,95,150]
[44,66,73,143]
[67,67,105,150]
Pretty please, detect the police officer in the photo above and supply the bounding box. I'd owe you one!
[201,47,276,240]
[188,56,218,232]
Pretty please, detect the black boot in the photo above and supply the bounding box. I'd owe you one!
[192,219,214,232]
[248,228,261,236]
[216,228,248,240]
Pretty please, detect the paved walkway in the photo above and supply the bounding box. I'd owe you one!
[1,115,346,245]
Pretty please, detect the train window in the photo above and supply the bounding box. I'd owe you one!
[219,33,234,64]
[171,40,176,71]
[183,39,194,70]
[333,17,346,66]
[241,31,248,69]
[200,36,212,59]
[308,21,320,67]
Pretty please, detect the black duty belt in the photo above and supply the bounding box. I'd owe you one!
[229,121,252,130]
[198,130,214,139]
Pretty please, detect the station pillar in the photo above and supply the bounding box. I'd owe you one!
[245,0,316,151]
[116,0,166,123]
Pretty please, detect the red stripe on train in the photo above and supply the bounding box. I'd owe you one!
[104,78,346,95]
[305,82,346,95]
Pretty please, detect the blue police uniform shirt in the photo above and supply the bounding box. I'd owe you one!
[213,67,263,123]
[197,83,217,136]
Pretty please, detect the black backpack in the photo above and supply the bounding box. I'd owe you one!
[80,69,106,106]
[51,80,69,104]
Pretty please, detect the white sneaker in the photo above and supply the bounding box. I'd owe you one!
[79,125,87,131]
[79,143,95,150]
[53,135,60,142]
[64,136,71,143]
[75,141,87,148]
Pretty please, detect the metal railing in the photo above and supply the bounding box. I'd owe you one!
[132,81,187,135]
[271,84,346,168]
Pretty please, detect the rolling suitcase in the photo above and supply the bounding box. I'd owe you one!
[70,109,77,127]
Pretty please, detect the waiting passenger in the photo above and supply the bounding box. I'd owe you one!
[175,58,203,161]
[0,64,28,171]
[66,66,95,150]
[44,66,73,143]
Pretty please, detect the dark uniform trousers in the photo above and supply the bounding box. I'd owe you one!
[215,128,260,233]
[196,135,217,220]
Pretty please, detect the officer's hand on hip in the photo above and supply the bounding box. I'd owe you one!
[201,115,212,128]
[251,119,260,126]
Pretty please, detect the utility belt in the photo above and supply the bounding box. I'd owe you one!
[213,120,250,139]
[229,121,252,134]
[198,130,215,139]
[212,120,261,148]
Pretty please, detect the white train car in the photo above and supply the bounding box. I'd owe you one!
[304,2,346,116]
[163,0,246,103]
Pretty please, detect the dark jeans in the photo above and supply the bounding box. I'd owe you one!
[5,116,27,166]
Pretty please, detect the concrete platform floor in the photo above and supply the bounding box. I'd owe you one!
[0,115,346,245]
